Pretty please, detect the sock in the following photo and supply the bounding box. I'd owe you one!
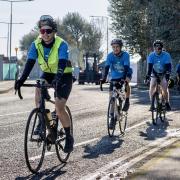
[126,98,129,103]
[64,127,71,137]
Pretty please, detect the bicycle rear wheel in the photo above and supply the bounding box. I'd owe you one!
[55,105,73,163]
[152,93,159,125]
[118,99,127,135]
[24,108,46,174]
[107,97,116,137]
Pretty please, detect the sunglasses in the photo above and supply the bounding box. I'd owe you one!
[155,46,162,50]
[40,29,53,34]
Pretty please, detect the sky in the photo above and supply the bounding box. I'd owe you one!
[0,0,110,58]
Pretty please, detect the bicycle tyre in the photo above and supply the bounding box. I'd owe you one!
[118,99,127,135]
[152,93,159,125]
[107,97,116,137]
[24,108,46,174]
[55,105,73,163]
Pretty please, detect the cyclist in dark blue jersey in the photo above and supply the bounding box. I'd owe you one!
[100,39,133,129]
[15,15,74,153]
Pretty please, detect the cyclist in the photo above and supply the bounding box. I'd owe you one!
[100,38,133,129]
[176,61,180,86]
[146,40,172,111]
[14,15,74,153]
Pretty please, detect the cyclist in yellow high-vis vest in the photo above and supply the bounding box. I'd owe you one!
[15,15,74,153]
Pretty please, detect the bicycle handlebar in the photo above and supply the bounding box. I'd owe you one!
[100,80,125,92]
[15,83,53,100]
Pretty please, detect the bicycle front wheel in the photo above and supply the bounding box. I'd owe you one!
[152,93,159,125]
[55,105,73,163]
[107,97,116,137]
[24,108,46,174]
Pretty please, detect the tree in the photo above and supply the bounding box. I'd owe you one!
[108,0,151,60]
[81,23,102,54]
[62,12,85,49]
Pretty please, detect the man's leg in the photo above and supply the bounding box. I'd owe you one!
[55,74,73,153]
[161,77,171,111]
[55,98,74,153]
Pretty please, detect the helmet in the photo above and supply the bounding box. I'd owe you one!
[168,78,175,89]
[153,40,163,48]
[38,15,57,32]
[111,39,123,46]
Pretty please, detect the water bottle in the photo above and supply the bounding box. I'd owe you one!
[46,109,54,127]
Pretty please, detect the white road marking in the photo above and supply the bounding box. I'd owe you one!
[81,130,180,180]
[0,111,30,117]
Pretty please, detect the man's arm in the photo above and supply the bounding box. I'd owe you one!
[14,59,35,90]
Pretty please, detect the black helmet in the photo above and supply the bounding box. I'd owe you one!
[111,39,123,46]
[153,40,163,48]
[38,15,57,32]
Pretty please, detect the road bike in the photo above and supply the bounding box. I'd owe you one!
[100,81,128,137]
[15,79,73,174]
[151,74,166,125]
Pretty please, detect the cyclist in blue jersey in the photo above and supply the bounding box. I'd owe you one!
[100,39,133,129]
[146,40,172,111]
[14,15,74,153]
[176,61,180,86]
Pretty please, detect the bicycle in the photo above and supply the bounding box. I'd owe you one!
[100,80,128,137]
[15,79,73,174]
[150,74,166,125]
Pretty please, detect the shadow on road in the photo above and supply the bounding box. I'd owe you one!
[82,135,124,159]
[139,120,170,141]
[15,163,67,180]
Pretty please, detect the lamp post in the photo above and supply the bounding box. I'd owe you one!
[0,0,33,61]
[90,16,109,56]
[0,0,33,79]
[0,21,23,58]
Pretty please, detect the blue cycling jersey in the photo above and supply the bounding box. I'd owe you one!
[27,41,69,62]
[176,64,180,74]
[105,51,130,79]
[148,51,172,74]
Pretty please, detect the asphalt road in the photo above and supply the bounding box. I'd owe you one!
[0,83,180,179]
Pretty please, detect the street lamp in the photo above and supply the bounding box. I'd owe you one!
[0,0,33,61]
[90,16,109,56]
[0,21,23,58]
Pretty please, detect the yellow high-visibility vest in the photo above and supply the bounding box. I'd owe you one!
[34,36,72,74]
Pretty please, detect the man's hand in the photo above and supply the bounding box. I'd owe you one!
[165,73,170,82]
[14,79,24,91]
[145,75,150,84]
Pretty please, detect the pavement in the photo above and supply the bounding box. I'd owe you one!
[0,80,180,179]
[0,80,15,94]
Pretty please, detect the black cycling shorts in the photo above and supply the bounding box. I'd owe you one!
[40,72,72,100]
